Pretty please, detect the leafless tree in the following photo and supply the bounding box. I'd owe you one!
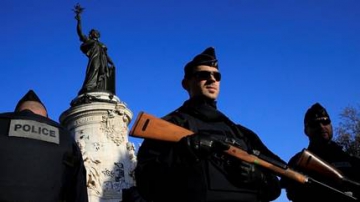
[334,104,360,158]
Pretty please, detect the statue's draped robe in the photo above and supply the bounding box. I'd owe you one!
[79,39,114,95]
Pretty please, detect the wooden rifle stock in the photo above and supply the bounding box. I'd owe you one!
[130,111,357,200]
[297,149,360,188]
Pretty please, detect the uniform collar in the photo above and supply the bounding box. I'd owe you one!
[184,96,217,109]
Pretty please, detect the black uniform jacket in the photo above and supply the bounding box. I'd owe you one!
[135,98,284,202]
[0,110,88,202]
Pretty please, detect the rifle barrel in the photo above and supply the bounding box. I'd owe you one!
[309,178,357,200]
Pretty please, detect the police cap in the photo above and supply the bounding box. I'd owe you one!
[304,103,331,126]
[15,90,46,112]
[184,47,218,78]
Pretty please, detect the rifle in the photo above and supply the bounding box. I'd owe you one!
[129,111,357,200]
[297,149,360,190]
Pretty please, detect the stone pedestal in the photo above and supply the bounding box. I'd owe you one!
[60,92,136,202]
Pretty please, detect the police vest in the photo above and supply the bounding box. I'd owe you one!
[0,111,87,202]
[165,107,263,202]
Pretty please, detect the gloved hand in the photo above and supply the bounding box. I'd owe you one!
[238,161,266,184]
[225,159,266,186]
[177,133,229,160]
[223,158,281,200]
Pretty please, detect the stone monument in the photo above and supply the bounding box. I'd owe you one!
[59,4,136,202]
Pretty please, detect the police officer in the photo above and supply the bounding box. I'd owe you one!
[281,103,360,201]
[0,90,88,202]
[135,47,285,202]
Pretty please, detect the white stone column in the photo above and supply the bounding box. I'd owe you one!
[60,92,136,202]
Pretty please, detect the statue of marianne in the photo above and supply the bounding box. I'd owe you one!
[73,3,116,95]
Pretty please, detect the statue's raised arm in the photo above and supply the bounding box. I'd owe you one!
[73,3,87,42]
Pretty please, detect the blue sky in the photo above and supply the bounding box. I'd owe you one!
[2,0,359,201]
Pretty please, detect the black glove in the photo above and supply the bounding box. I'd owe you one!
[177,133,229,161]
[226,160,281,200]
[224,159,266,186]
[238,161,266,184]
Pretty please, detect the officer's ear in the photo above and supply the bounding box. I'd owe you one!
[182,78,189,91]
[304,126,310,137]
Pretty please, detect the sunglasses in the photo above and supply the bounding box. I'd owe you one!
[307,117,331,128]
[192,71,221,81]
